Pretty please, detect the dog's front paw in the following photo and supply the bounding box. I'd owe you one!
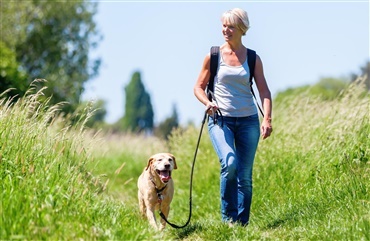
[158,224,166,231]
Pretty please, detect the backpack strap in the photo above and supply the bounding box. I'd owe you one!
[207,46,220,101]
[247,48,264,117]
[247,48,256,86]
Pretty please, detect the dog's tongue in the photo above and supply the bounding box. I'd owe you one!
[159,170,171,182]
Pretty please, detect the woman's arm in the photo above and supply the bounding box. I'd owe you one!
[194,54,218,112]
[254,54,273,139]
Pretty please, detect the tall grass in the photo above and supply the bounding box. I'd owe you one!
[250,77,370,240]
[0,83,139,240]
[1,77,369,240]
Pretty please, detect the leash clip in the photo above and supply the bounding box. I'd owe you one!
[157,193,163,203]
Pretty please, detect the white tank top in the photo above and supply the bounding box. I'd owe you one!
[213,51,258,117]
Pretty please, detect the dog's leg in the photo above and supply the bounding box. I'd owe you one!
[138,192,146,219]
[145,205,158,230]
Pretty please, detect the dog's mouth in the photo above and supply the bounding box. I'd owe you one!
[156,169,171,183]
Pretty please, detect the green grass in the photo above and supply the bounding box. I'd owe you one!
[1,77,369,240]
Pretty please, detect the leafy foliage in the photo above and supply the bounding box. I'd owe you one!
[154,104,180,140]
[121,71,154,133]
[0,0,101,114]
[0,42,28,99]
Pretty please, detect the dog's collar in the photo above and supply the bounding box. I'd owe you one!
[149,176,167,203]
[150,176,167,192]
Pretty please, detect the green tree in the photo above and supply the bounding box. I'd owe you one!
[154,104,179,140]
[0,42,28,98]
[122,71,154,133]
[0,0,101,114]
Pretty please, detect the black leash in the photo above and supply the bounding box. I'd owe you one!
[158,110,209,229]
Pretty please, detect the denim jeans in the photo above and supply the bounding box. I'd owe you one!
[208,114,260,225]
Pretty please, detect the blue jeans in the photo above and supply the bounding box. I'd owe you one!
[208,114,260,225]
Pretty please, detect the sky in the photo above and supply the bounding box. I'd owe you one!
[82,0,369,126]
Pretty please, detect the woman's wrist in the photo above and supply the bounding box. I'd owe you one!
[264,117,272,123]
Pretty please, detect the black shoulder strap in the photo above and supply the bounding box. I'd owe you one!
[247,48,264,117]
[207,46,219,101]
[247,48,256,86]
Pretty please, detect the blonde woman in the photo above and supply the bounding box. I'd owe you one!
[194,8,273,226]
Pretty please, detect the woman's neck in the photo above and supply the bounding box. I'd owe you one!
[223,42,245,54]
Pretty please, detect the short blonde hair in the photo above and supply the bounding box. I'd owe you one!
[221,8,250,35]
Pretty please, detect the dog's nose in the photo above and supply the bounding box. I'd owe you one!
[165,164,170,169]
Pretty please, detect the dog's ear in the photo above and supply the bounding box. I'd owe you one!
[168,153,177,170]
[145,157,154,171]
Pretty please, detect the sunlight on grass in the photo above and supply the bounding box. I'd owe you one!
[1,77,369,240]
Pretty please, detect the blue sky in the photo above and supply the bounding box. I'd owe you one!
[83,1,369,126]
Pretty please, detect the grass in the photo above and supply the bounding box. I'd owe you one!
[1,77,369,240]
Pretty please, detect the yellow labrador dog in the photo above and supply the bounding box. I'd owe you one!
[137,153,177,230]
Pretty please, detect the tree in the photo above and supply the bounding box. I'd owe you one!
[351,61,370,90]
[0,0,101,114]
[122,71,154,133]
[0,42,28,98]
[154,104,179,140]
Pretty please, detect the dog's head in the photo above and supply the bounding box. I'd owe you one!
[146,153,177,183]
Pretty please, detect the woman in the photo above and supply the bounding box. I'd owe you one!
[193,8,273,226]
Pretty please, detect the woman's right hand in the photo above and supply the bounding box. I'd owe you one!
[206,101,218,115]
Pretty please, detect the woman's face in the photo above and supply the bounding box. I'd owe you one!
[222,19,242,42]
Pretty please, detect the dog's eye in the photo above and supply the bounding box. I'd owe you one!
[169,159,173,162]
[158,159,162,162]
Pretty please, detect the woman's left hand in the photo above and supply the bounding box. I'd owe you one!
[261,118,273,139]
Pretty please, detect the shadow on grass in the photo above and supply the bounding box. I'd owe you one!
[264,198,321,229]
[171,222,203,239]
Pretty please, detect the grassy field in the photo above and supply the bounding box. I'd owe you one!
[1,78,369,240]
